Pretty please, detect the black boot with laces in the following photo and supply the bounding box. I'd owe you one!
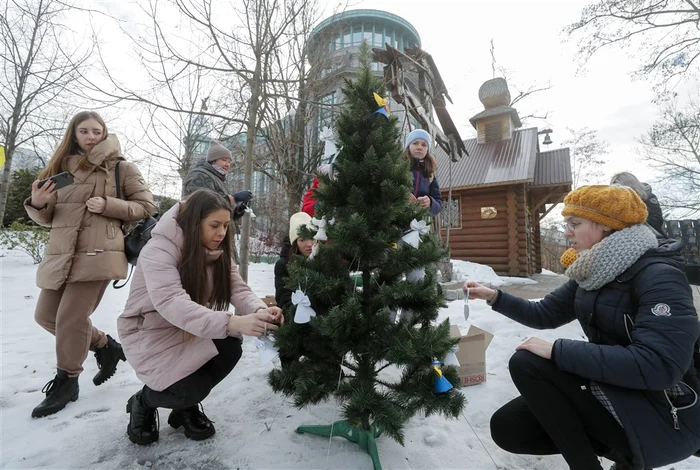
[126,391,159,445]
[168,404,216,440]
[93,334,126,386]
[31,369,79,418]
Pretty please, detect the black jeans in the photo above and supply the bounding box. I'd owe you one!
[142,337,242,410]
[490,350,633,470]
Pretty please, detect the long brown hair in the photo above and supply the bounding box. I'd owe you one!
[40,111,108,179]
[403,148,437,180]
[176,189,232,311]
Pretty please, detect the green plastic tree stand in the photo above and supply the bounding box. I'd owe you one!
[296,420,384,470]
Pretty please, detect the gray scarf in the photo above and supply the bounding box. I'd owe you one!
[565,224,658,291]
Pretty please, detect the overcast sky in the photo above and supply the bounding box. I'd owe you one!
[349,0,681,182]
[91,0,699,186]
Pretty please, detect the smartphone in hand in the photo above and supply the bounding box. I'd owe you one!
[37,171,74,190]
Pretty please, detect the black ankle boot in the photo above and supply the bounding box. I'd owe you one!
[126,391,159,445]
[168,404,215,440]
[31,370,79,418]
[93,335,127,386]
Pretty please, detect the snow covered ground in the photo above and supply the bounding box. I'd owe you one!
[1,248,697,469]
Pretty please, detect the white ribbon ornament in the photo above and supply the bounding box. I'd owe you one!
[401,219,429,248]
[310,217,334,241]
[255,335,279,366]
[443,344,460,367]
[292,289,317,323]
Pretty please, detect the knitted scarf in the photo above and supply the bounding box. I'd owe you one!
[211,163,228,176]
[563,224,658,291]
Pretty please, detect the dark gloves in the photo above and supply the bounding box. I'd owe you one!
[233,190,253,204]
[232,202,248,220]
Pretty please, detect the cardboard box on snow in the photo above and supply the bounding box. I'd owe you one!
[449,324,494,386]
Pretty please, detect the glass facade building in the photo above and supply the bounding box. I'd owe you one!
[308,10,426,142]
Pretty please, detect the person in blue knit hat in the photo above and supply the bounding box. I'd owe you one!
[404,129,442,216]
[392,129,444,322]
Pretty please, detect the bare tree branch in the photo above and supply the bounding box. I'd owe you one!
[637,96,700,217]
[1,0,94,222]
[566,0,700,91]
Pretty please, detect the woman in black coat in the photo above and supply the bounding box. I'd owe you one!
[467,185,700,470]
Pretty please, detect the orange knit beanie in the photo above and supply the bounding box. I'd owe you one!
[561,185,648,231]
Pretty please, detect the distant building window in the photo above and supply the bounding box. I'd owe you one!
[322,24,414,53]
[440,198,461,229]
[317,91,337,135]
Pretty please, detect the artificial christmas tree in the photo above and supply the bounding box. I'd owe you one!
[268,42,464,470]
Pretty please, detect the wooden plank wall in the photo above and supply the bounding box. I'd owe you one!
[443,184,531,276]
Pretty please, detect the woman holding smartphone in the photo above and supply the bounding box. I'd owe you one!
[24,111,156,419]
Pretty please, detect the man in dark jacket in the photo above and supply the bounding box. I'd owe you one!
[183,140,253,263]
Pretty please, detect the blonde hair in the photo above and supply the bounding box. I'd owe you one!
[40,111,108,179]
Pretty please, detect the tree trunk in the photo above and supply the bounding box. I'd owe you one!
[0,150,15,224]
[0,134,19,224]
[239,64,262,282]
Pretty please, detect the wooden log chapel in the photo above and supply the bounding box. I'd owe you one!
[434,78,573,276]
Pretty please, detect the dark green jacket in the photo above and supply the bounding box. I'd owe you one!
[183,158,229,198]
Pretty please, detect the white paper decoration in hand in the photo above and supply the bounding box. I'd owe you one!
[256,335,279,366]
[443,344,460,367]
[401,219,429,248]
[309,242,320,260]
[292,289,317,323]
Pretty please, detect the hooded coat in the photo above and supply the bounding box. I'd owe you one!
[24,135,156,290]
[117,203,267,391]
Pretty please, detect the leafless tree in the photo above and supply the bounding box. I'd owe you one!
[0,0,92,222]
[256,0,330,216]
[563,127,610,187]
[565,0,700,90]
[637,96,700,217]
[85,0,325,281]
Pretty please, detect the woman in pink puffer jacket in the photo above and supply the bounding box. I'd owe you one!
[118,189,283,445]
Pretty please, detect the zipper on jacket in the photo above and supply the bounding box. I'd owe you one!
[663,383,698,431]
[671,406,679,430]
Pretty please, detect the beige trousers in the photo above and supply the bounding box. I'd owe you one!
[34,280,110,377]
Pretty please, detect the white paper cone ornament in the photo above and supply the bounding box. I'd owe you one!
[464,288,470,321]
[256,335,279,366]
[401,219,429,248]
[443,344,460,367]
[292,289,317,324]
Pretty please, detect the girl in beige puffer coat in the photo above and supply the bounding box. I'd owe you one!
[24,111,156,419]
